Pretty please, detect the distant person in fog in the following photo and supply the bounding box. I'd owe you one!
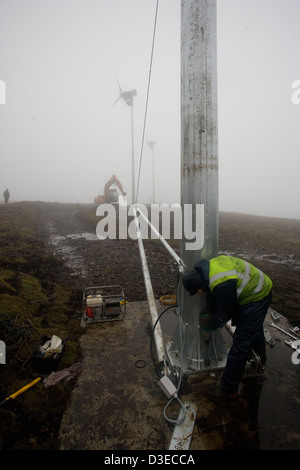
[3,188,10,203]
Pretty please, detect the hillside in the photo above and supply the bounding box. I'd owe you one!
[0,201,299,450]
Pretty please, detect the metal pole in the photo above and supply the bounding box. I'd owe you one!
[181,0,219,354]
[152,145,155,204]
[131,105,136,205]
[168,0,227,372]
[181,0,218,266]
[113,83,136,204]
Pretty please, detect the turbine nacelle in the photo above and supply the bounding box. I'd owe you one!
[113,75,137,107]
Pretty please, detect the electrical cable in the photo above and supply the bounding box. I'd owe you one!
[162,280,186,425]
[135,0,159,204]
[149,303,176,379]
[149,304,184,424]
[150,278,186,425]
[0,313,40,370]
[163,394,186,425]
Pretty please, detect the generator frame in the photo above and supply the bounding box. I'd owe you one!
[81,284,126,325]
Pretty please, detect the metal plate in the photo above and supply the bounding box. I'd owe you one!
[169,401,198,450]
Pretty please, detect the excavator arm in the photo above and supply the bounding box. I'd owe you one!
[94,175,127,204]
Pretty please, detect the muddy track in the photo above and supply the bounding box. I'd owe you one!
[36,203,300,325]
[37,203,179,302]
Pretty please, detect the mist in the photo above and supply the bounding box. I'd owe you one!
[0,0,299,219]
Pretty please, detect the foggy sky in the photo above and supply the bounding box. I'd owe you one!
[0,0,299,219]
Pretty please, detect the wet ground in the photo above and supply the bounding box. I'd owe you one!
[39,203,179,302]
[36,203,300,451]
[57,302,300,451]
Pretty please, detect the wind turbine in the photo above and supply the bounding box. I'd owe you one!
[113,76,137,204]
[113,76,137,106]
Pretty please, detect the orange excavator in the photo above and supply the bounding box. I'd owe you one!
[94,175,127,204]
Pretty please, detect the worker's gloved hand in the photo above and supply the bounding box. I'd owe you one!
[200,314,214,332]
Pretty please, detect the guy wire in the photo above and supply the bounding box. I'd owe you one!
[135,0,159,204]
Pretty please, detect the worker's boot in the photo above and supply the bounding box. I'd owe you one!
[206,383,238,401]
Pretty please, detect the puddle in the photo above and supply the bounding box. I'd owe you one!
[224,313,300,450]
[45,223,93,278]
[47,223,97,244]
[66,232,98,241]
[255,339,300,449]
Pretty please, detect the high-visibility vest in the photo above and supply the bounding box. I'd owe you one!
[209,255,272,305]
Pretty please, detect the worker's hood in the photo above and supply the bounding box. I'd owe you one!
[182,270,204,295]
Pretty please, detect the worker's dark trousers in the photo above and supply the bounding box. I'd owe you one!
[221,292,272,394]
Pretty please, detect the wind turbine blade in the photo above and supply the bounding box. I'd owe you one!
[113,96,121,105]
[114,74,122,93]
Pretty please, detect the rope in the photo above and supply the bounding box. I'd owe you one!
[135,0,159,204]
[159,295,177,306]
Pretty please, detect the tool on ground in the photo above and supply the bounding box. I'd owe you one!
[0,377,41,407]
[268,322,298,340]
[264,328,275,346]
[270,311,280,323]
[285,339,300,350]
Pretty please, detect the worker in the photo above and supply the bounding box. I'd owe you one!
[3,188,10,203]
[182,255,273,401]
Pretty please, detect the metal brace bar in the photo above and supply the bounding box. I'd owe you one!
[132,206,169,373]
[136,206,186,272]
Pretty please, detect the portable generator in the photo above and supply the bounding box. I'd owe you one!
[81,285,126,325]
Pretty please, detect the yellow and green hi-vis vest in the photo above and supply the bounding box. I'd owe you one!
[209,255,273,305]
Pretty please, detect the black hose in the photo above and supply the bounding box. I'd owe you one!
[149,304,178,378]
